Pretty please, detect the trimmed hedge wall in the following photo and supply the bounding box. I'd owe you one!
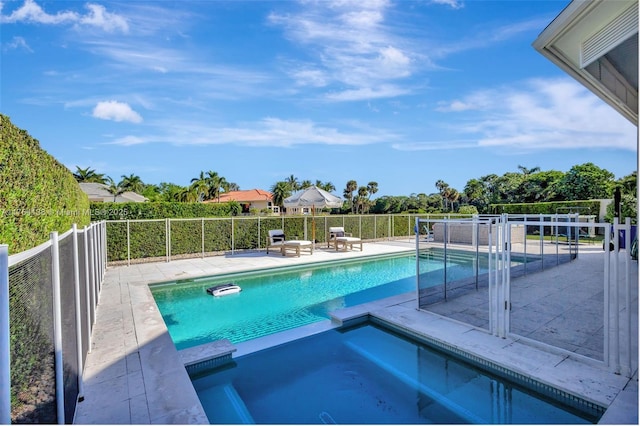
[104,213,469,263]
[0,114,90,253]
[89,201,231,220]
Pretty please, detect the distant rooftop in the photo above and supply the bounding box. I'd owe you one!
[204,189,273,203]
[79,182,148,203]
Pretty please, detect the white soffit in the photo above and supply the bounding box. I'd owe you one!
[581,3,638,68]
[533,0,638,125]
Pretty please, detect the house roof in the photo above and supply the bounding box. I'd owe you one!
[79,182,148,203]
[533,0,638,125]
[204,189,273,203]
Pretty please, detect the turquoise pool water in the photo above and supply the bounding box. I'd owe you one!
[151,250,488,349]
[191,321,600,424]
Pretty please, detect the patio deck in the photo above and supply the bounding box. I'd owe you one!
[73,240,638,424]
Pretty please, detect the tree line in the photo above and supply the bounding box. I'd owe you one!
[72,162,637,218]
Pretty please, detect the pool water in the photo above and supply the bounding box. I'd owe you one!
[190,321,600,424]
[151,250,488,349]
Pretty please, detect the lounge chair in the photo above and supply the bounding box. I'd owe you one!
[327,227,362,251]
[266,229,313,257]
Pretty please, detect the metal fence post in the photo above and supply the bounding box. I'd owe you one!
[72,225,85,401]
[83,226,94,342]
[127,220,131,267]
[612,217,620,374]
[0,244,10,425]
[624,217,632,375]
[50,231,65,424]
[88,227,96,322]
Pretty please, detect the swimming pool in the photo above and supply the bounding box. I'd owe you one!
[190,320,601,424]
[151,249,489,349]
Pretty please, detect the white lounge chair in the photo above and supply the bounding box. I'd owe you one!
[327,227,362,251]
[266,229,313,257]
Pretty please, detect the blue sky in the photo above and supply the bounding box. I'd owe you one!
[1,0,637,197]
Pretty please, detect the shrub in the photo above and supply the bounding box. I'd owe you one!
[0,114,90,253]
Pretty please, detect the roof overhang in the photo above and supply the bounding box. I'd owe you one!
[533,0,638,125]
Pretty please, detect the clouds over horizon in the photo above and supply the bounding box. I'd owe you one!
[411,77,637,152]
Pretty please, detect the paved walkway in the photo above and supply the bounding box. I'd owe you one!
[73,241,638,424]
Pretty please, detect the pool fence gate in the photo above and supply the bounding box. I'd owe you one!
[416,214,636,378]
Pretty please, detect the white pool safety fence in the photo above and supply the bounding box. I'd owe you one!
[1,221,106,424]
[416,214,636,379]
[1,215,636,423]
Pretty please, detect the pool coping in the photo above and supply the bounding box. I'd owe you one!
[73,241,637,424]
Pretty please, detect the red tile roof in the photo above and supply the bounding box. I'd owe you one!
[204,189,273,203]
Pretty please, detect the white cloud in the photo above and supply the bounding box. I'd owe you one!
[269,1,416,101]
[430,0,464,9]
[0,0,128,32]
[107,117,397,148]
[431,78,637,152]
[92,101,142,123]
[3,36,32,52]
[77,3,128,33]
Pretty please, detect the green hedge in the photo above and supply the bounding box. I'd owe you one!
[90,201,231,220]
[0,114,90,253]
[104,213,473,262]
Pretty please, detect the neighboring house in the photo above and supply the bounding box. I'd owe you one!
[204,189,279,214]
[79,182,148,203]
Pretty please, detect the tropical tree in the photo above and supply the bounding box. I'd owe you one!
[205,170,228,202]
[367,181,378,203]
[435,180,450,211]
[316,180,336,193]
[344,180,358,213]
[175,186,198,202]
[518,170,564,203]
[299,180,312,189]
[356,186,369,214]
[270,181,291,214]
[559,162,615,200]
[119,174,144,193]
[517,165,541,176]
[73,166,106,184]
[226,182,240,192]
[105,177,125,202]
[285,175,300,192]
[190,171,209,202]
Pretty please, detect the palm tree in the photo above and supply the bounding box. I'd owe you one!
[205,171,227,202]
[190,171,209,202]
[73,166,106,184]
[300,180,312,189]
[356,186,369,214]
[316,180,335,193]
[285,175,299,192]
[105,177,125,202]
[119,174,144,193]
[270,181,291,214]
[517,165,541,176]
[367,181,378,201]
[175,186,198,202]
[435,180,450,211]
[344,180,358,213]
